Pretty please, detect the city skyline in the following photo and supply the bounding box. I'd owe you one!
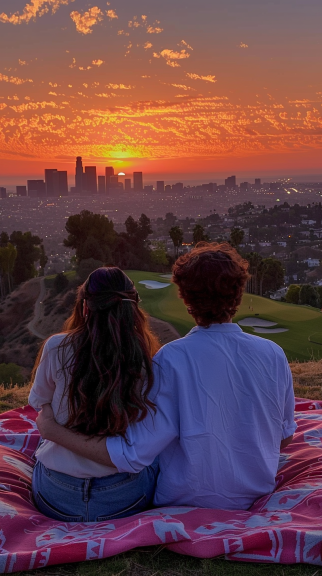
[0,0,322,180]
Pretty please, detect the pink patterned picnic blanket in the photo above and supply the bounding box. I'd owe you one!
[1,399,322,572]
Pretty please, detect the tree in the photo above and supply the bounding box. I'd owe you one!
[54,273,69,294]
[286,284,301,305]
[230,227,244,248]
[150,241,169,268]
[258,258,284,296]
[38,244,48,277]
[64,210,116,263]
[10,231,42,285]
[299,284,320,308]
[169,226,183,258]
[124,213,152,245]
[77,258,105,283]
[245,252,262,295]
[0,242,17,297]
[0,232,9,247]
[192,224,210,244]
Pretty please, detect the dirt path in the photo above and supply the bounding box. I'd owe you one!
[149,316,181,345]
[27,277,46,339]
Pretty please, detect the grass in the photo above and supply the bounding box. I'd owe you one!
[13,548,322,576]
[126,271,322,362]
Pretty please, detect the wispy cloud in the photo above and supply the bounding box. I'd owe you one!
[154,49,190,67]
[70,7,104,35]
[186,72,217,83]
[0,72,33,85]
[179,40,193,50]
[0,0,74,25]
[239,42,249,49]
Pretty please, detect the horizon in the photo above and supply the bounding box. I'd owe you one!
[1,0,322,180]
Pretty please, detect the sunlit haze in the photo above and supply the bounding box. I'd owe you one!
[1,0,322,183]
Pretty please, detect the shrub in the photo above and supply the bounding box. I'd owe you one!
[286,284,300,304]
[0,363,24,387]
[54,273,69,294]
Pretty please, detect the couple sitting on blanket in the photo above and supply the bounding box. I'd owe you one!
[29,243,297,523]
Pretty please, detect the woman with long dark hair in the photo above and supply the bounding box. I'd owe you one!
[29,267,160,522]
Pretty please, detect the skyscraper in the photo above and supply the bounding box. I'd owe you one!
[254,178,261,190]
[240,182,249,192]
[16,186,27,197]
[124,178,131,191]
[84,166,97,194]
[156,181,165,193]
[225,175,236,189]
[27,180,46,197]
[75,157,83,193]
[98,175,106,194]
[0,187,6,199]
[105,167,114,195]
[45,169,60,197]
[58,171,68,196]
[133,172,143,191]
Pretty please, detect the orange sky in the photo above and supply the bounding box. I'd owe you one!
[1,0,322,180]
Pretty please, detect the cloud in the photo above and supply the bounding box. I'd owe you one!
[147,24,163,34]
[0,72,33,85]
[70,7,104,35]
[117,29,129,36]
[0,103,7,111]
[186,73,217,83]
[171,83,196,91]
[106,9,118,19]
[92,59,104,67]
[154,49,190,66]
[0,0,74,25]
[106,84,133,90]
[239,42,249,49]
[19,60,27,66]
[144,42,153,50]
[179,40,193,51]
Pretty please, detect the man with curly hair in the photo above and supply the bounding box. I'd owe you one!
[37,243,296,511]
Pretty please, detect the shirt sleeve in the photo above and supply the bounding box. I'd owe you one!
[107,349,179,473]
[282,357,297,440]
[28,339,57,411]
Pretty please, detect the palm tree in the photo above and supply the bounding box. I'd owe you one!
[193,224,210,245]
[169,226,183,258]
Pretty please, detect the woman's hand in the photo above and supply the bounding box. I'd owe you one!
[36,404,59,440]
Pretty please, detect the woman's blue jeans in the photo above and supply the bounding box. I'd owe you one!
[32,459,159,522]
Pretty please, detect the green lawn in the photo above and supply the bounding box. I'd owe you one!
[127,271,322,362]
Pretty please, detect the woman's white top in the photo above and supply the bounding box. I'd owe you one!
[29,333,117,478]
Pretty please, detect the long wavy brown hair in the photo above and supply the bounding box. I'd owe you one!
[32,267,160,438]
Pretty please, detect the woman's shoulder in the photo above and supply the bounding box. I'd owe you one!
[43,333,68,352]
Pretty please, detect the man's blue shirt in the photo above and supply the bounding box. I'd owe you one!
[107,323,296,510]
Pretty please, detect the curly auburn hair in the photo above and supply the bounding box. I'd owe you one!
[172,242,249,326]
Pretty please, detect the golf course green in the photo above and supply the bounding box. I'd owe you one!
[127,270,322,362]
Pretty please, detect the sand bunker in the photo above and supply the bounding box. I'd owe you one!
[139,280,171,290]
[238,317,289,334]
[238,318,277,327]
[253,327,289,334]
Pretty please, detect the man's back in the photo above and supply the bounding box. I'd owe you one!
[108,323,296,510]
